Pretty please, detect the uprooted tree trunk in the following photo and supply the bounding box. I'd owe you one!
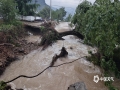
[37,22,84,50]
[59,30,84,39]
[50,47,68,67]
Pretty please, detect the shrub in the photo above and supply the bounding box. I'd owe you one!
[72,0,120,83]
[0,0,17,23]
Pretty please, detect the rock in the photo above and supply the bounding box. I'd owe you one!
[68,86,75,90]
[5,85,13,90]
[59,47,68,57]
[68,82,87,90]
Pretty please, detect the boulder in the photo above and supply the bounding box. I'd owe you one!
[68,82,87,90]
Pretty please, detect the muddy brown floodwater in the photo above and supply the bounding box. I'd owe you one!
[0,22,120,90]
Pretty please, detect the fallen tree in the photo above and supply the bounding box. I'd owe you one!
[32,22,84,50]
[59,29,84,39]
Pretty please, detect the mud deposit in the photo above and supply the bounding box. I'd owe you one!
[0,22,120,90]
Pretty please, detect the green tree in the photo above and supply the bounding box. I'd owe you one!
[38,7,50,19]
[15,0,30,15]
[56,7,66,20]
[65,14,72,22]
[0,0,17,23]
[15,0,39,16]
[72,0,120,78]
[38,7,66,21]
[72,0,92,31]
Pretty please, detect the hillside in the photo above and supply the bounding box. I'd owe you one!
[31,0,74,16]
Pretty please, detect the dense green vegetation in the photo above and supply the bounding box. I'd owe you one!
[0,0,25,44]
[0,0,17,23]
[15,0,40,16]
[0,0,39,23]
[38,7,67,20]
[52,7,67,21]
[72,0,120,89]
[37,7,50,19]
[0,81,6,90]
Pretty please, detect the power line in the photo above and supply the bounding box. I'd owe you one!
[35,0,38,20]
[5,56,85,84]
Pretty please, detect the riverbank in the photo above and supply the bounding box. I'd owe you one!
[0,22,109,90]
[0,22,120,90]
[0,24,40,76]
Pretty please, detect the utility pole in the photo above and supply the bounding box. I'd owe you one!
[35,0,37,21]
[50,0,52,21]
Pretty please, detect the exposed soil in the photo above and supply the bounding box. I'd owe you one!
[0,22,59,76]
[0,22,62,90]
[0,28,39,76]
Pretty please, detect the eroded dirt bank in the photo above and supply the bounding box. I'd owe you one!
[0,22,120,90]
[0,26,40,76]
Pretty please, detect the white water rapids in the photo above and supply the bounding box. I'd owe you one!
[0,22,120,90]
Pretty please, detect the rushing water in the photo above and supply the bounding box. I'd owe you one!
[0,22,119,90]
